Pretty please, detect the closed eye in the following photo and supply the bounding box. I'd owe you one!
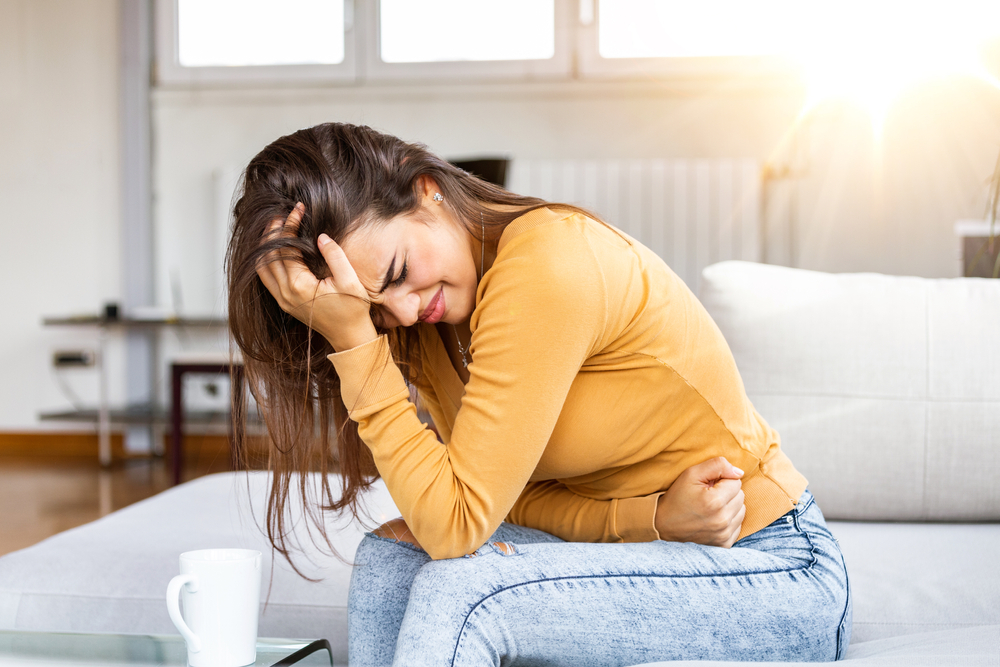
[390,260,407,288]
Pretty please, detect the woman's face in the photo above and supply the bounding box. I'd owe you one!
[340,202,480,329]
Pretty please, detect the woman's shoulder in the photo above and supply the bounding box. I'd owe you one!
[498,206,633,258]
[480,206,645,320]
[479,208,611,311]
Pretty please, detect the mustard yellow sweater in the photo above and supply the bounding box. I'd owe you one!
[329,207,807,560]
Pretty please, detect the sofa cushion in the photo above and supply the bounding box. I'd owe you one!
[828,520,1000,643]
[700,261,1000,521]
[0,472,400,666]
[633,625,1000,666]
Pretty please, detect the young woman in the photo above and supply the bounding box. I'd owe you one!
[227,122,851,667]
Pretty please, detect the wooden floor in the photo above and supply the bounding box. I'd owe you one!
[0,451,233,557]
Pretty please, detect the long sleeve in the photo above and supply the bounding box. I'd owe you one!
[328,215,609,559]
[329,207,809,556]
[507,480,662,543]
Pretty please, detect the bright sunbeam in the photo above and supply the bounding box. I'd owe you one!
[792,0,1000,136]
[601,0,1000,137]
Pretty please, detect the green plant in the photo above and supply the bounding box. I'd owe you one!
[965,149,1000,278]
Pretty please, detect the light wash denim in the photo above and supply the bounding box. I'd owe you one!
[348,490,851,666]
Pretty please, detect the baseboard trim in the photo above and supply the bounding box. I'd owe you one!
[0,432,232,459]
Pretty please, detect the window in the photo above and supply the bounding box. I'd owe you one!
[177,0,345,67]
[379,0,554,63]
[579,0,1000,86]
[576,0,797,79]
[598,0,798,59]
[366,0,570,80]
[156,0,356,85]
[155,0,1000,87]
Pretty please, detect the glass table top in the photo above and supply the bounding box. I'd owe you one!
[0,631,333,667]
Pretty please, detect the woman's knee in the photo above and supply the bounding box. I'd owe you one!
[352,528,430,579]
[349,531,433,617]
[405,542,516,608]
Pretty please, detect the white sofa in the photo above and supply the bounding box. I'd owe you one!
[1,261,998,666]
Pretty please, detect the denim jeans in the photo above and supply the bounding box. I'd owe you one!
[348,490,851,666]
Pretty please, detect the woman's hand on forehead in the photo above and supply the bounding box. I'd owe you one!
[257,202,379,352]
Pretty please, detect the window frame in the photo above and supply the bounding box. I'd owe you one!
[362,0,574,82]
[574,0,802,81]
[153,0,805,88]
[153,0,358,86]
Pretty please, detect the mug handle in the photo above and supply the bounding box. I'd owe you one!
[166,574,202,653]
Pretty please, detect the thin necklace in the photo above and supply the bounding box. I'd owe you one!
[454,213,485,368]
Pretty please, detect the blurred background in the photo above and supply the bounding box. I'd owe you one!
[1,0,998,553]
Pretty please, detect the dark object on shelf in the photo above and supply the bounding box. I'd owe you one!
[53,350,96,368]
[963,235,1000,278]
[103,302,119,321]
[449,157,509,188]
[964,149,1000,278]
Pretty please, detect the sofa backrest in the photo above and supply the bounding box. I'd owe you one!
[700,261,1000,522]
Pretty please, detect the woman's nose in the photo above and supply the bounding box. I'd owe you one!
[384,288,422,327]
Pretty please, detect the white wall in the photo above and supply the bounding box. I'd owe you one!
[152,76,1000,322]
[151,81,809,316]
[0,0,123,430]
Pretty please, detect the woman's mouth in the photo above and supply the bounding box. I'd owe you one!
[418,287,445,324]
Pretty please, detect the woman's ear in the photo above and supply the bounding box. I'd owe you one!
[417,174,441,204]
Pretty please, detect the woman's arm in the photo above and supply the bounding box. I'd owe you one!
[509,457,745,547]
[507,480,660,543]
[327,219,609,559]
[259,207,592,559]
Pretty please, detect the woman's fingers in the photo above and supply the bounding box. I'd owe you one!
[689,456,744,486]
[257,203,317,307]
[258,213,292,289]
[251,203,376,348]
[724,504,747,548]
[275,203,305,272]
[272,203,306,280]
[373,518,423,550]
[317,233,363,293]
[284,202,304,230]
[713,478,743,506]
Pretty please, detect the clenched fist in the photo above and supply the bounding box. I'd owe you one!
[654,457,746,548]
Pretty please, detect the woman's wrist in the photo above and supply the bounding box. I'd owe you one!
[325,320,379,353]
[654,493,678,541]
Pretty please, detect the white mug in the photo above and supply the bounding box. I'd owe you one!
[166,548,262,667]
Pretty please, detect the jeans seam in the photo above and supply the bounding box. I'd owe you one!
[791,505,819,569]
[448,558,822,667]
[795,499,851,661]
[834,548,853,660]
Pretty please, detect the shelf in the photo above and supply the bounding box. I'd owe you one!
[42,316,227,328]
[39,405,260,426]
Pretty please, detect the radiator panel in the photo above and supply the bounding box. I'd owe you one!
[508,158,761,291]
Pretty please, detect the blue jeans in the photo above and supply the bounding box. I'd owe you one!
[348,490,851,666]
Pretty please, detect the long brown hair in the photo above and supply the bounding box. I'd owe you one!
[227,122,570,571]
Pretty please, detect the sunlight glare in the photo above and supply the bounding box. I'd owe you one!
[601,1,1000,136]
[794,0,1000,134]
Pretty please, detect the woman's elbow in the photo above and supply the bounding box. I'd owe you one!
[373,518,486,560]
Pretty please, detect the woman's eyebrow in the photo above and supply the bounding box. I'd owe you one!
[378,256,397,293]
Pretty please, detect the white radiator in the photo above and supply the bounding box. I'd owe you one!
[507,159,762,291]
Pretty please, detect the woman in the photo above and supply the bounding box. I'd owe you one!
[227,123,851,667]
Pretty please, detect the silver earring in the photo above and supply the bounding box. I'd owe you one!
[433,193,444,202]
